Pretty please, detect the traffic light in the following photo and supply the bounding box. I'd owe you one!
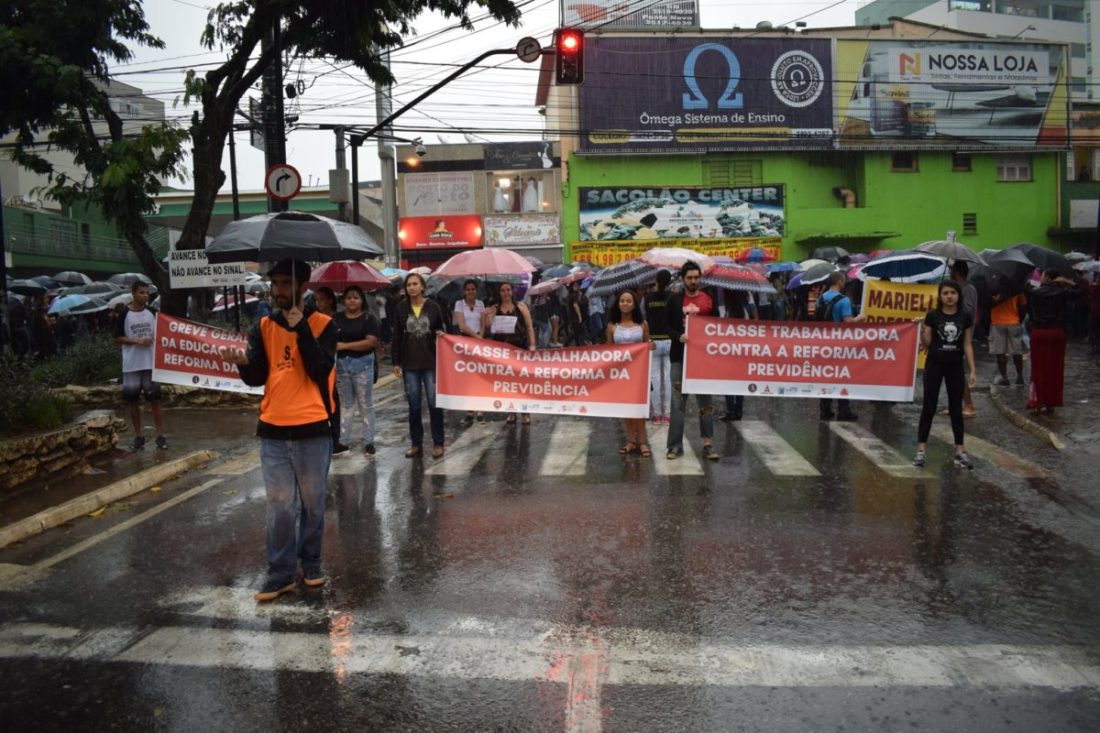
[554,28,584,85]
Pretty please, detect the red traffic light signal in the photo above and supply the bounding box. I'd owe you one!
[554,28,584,85]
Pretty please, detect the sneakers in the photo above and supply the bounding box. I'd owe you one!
[666,448,683,460]
[254,578,295,602]
[992,375,1010,387]
[132,435,146,450]
[702,444,719,461]
[332,443,350,457]
[155,435,168,450]
[363,443,376,456]
[954,452,975,470]
[460,414,474,427]
[302,567,327,588]
[912,450,926,467]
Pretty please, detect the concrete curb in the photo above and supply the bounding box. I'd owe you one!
[0,450,218,548]
[988,384,1066,451]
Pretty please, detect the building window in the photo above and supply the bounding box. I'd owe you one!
[487,171,553,214]
[891,151,918,172]
[952,152,972,172]
[997,155,1032,182]
[1053,4,1082,22]
[962,213,977,235]
[703,159,761,187]
[1071,77,1087,95]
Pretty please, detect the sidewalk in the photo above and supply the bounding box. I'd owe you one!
[0,408,258,529]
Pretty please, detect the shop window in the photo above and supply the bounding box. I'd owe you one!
[487,171,554,214]
[952,153,972,172]
[891,151,918,172]
[996,155,1032,182]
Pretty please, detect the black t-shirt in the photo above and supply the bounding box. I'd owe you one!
[924,309,972,363]
[334,311,381,357]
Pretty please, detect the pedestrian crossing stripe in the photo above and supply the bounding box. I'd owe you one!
[828,422,925,479]
[539,420,592,476]
[424,421,500,476]
[733,421,821,477]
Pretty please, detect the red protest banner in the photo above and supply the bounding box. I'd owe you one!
[682,316,919,402]
[152,312,264,395]
[436,334,651,418]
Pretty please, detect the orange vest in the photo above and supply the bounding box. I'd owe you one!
[257,312,335,427]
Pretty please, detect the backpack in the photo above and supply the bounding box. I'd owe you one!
[816,292,843,322]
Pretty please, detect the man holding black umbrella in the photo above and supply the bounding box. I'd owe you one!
[221,259,339,602]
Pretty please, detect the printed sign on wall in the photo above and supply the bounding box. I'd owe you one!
[484,215,560,246]
[399,215,483,250]
[579,37,833,152]
[403,172,476,216]
[834,39,1068,149]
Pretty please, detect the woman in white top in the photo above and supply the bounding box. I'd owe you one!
[606,289,652,457]
[453,279,486,425]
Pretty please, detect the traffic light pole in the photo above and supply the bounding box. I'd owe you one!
[359,48,545,140]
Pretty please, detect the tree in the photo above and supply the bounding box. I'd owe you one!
[174,0,523,312]
[1,1,189,291]
[3,0,524,311]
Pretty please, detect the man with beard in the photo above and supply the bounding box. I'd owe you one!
[221,259,338,602]
[665,260,719,461]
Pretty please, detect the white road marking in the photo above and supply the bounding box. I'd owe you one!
[733,421,820,477]
[647,425,705,476]
[424,421,500,476]
[829,422,925,479]
[539,421,592,476]
[929,425,1050,479]
[0,479,224,591]
[1,620,1098,691]
[329,453,373,476]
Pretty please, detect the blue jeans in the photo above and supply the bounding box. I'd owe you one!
[336,353,375,446]
[260,435,331,584]
[404,368,444,447]
[588,311,606,344]
[667,361,713,452]
[536,321,551,349]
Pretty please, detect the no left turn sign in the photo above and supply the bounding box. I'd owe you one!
[265,164,302,201]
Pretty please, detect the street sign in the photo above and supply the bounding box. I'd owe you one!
[248,96,265,152]
[516,37,542,63]
[168,250,248,289]
[265,164,302,202]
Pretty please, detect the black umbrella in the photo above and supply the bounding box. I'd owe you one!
[540,264,573,279]
[206,212,383,264]
[62,282,126,296]
[107,272,153,286]
[52,270,93,286]
[810,245,850,263]
[1006,243,1073,278]
[30,275,60,289]
[9,279,47,297]
[586,260,658,298]
[972,251,1033,297]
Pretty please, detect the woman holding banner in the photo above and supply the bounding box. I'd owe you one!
[484,281,536,425]
[607,290,652,458]
[914,280,977,470]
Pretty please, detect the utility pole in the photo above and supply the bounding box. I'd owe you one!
[332,126,350,223]
[375,48,399,267]
[262,14,287,213]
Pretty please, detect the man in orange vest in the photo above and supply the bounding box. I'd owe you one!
[222,259,338,602]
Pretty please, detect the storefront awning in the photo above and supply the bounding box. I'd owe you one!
[794,230,901,245]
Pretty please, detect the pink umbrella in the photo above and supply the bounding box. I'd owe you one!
[527,277,564,296]
[432,248,538,278]
[637,247,715,273]
[212,293,258,312]
[308,260,390,292]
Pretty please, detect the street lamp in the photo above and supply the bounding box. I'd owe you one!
[1011,24,1037,39]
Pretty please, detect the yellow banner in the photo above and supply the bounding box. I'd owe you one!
[861,279,938,368]
[570,238,781,267]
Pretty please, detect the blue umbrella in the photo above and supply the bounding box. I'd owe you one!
[48,293,91,314]
[859,249,947,283]
[766,261,801,273]
[785,272,805,291]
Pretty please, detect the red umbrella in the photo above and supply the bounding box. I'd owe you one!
[527,277,564,296]
[307,260,390,292]
[212,293,258,312]
[700,264,775,294]
[432,248,537,278]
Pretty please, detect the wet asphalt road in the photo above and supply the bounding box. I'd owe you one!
[1,380,1100,732]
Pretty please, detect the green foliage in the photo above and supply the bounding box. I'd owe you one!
[31,332,122,389]
[0,357,73,436]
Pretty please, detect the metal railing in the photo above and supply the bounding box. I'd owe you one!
[4,221,173,267]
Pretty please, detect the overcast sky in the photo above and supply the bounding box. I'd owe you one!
[123,0,860,194]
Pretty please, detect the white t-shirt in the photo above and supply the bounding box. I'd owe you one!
[115,307,157,373]
[454,299,485,334]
